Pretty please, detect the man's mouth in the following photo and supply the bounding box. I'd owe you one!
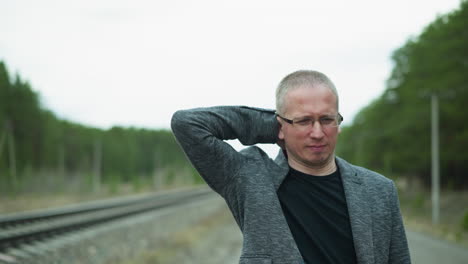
[307,145,326,151]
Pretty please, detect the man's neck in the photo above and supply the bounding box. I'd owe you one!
[288,156,337,176]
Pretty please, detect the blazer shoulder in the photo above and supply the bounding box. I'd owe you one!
[337,157,394,187]
[239,145,274,162]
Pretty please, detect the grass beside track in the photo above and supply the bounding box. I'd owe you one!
[399,189,468,248]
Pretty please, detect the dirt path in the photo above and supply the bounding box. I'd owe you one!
[120,204,243,264]
[408,230,468,264]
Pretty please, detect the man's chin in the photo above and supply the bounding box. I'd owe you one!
[304,155,332,167]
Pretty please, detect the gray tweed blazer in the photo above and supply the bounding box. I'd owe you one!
[171,106,411,264]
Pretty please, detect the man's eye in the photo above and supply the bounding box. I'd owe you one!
[295,119,312,126]
[320,117,335,124]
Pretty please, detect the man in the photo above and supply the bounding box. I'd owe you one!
[171,70,411,264]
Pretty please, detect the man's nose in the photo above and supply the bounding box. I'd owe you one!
[308,121,325,139]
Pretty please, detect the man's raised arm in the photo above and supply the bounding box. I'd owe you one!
[171,106,278,194]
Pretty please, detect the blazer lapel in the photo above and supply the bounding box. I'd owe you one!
[272,149,290,189]
[271,149,305,262]
[337,158,375,264]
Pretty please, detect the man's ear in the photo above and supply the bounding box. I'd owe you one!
[276,116,285,140]
[276,116,286,150]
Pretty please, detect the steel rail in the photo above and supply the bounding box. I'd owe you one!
[0,188,205,228]
[0,187,213,253]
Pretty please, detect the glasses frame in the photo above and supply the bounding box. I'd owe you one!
[276,112,344,128]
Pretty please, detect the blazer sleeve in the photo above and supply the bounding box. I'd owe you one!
[171,106,279,195]
[388,182,412,263]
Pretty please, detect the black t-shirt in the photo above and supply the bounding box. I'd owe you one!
[277,166,357,264]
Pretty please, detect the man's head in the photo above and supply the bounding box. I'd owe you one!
[275,70,341,174]
[276,70,339,115]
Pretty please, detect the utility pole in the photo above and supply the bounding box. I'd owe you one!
[5,121,17,186]
[431,93,440,225]
[93,139,102,193]
[153,148,163,190]
[0,126,6,161]
[58,145,65,177]
[0,122,17,187]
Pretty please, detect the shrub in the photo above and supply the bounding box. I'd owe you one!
[461,211,468,231]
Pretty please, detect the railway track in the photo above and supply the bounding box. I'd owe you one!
[0,187,214,263]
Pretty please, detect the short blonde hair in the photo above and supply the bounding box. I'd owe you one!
[275,70,339,115]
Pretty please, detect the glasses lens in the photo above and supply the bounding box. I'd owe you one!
[320,117,338,127]
[292,115,342,130]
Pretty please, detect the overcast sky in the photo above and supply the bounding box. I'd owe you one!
[0,0,462,131]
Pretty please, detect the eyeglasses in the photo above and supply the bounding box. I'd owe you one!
[276,113,343,131]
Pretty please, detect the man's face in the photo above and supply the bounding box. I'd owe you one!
[277,84,340,171]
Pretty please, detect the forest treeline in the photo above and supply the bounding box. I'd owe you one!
[1,1,467,193]
[0,62,196,194]
[337,0,468,189]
